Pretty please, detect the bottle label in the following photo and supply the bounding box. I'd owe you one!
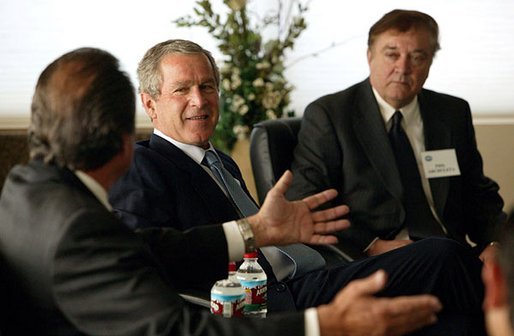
[210,293,245,318]
[239,281,267,312]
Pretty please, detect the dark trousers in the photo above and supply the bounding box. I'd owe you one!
[270,238,485,335]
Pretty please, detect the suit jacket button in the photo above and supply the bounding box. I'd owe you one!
[275,282,286,292]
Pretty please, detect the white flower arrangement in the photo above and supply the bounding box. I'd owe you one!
[175,0,308,151]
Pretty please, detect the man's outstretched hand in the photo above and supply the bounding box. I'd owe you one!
[249,170,350,247]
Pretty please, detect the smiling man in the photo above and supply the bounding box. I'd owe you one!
[109,39,248,232]
[141,52,219,149]
[287,9,506,262]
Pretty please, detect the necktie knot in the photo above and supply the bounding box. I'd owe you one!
[390,110,403,132]
[203,149,259,217]
[203,150,220,168]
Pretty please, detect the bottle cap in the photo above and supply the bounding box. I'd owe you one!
[243,251,258,259]
[228,261,237,272]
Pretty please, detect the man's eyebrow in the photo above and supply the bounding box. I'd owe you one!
[200,78,217,84]
[170,78,216,86]
[169,80,192,87]
[411,49,429,55]
[382,45,399,51]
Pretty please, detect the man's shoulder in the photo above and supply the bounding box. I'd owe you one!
[313,80,368,104]
[131,137,186,169]
[2,162,107,226]
[420,88,469,106]
[306,80,371,117]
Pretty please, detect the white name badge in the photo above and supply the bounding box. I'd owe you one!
[421,149,461,178]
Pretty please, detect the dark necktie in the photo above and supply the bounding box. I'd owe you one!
[202,150,325,280]
[388,111,445,239]
[203,150,259,216]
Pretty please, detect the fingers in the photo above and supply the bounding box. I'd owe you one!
[340,270,388,299]
[387,295,442,316]
[302,188,339,209]
[381,295,442,335]
[311,204,350,223]
[308,234,341,245]
[312,218,350,235]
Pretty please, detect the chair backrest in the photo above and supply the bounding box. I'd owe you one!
[250,118,353,263]
[250,117,302,205]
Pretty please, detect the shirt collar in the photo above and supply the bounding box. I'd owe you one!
[74,170,112,211]
[371,87,419,127]
[153,128,214,164]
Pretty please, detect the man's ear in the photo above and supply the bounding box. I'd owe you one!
[141,93,157,120]
[366,48,372,65]
[483,258,508,310]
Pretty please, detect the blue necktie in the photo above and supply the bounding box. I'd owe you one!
[203,150,326,280]
[203,150,259,217]
[388,111,445,239]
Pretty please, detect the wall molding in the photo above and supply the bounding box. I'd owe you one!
[0,115,154,130]
[1,114,514,131]
[472,115,514,125]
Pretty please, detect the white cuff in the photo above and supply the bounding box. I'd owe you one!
[305,308,320,336]
[222,220,245,261]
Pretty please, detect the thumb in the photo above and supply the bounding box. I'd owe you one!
[268,170,292,196]
[350,270,388,296]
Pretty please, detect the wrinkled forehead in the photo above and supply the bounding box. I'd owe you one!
[371,28,432,50]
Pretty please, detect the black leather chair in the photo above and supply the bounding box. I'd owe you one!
[250,118,303,205]
[250,118,352,263]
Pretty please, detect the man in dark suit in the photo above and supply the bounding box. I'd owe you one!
[109,39,489,335]
[0,47,446,336]
[287,9,506,261]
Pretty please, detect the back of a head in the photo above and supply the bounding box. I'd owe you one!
[368,9,440,56]
[29,47,136,171]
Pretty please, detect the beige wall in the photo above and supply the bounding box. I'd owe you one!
[475,123,514,211]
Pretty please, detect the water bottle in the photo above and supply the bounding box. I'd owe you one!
[236,251,267,318]
[227,261,239,283]
[210,263,245,318]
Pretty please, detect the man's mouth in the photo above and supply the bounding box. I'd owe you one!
[186,115,209,120]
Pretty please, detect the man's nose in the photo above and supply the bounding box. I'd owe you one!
[189,87,207,107]
[395,55,412,74]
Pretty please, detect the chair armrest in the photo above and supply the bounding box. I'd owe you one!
[179,290,211,309]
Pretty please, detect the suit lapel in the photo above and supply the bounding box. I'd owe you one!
[418,92,451,218]
[148,134,240,220]
[353,81,402,200]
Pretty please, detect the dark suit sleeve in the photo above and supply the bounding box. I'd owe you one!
[454,103,506,247]
[53,209,305,336]
[109,150,179,230]
[287,101,344,203]
[287,100,380,256]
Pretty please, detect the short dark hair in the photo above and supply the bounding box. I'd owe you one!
[137,39,220,99]
[368,9,440,56]
[29,47,135,170]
